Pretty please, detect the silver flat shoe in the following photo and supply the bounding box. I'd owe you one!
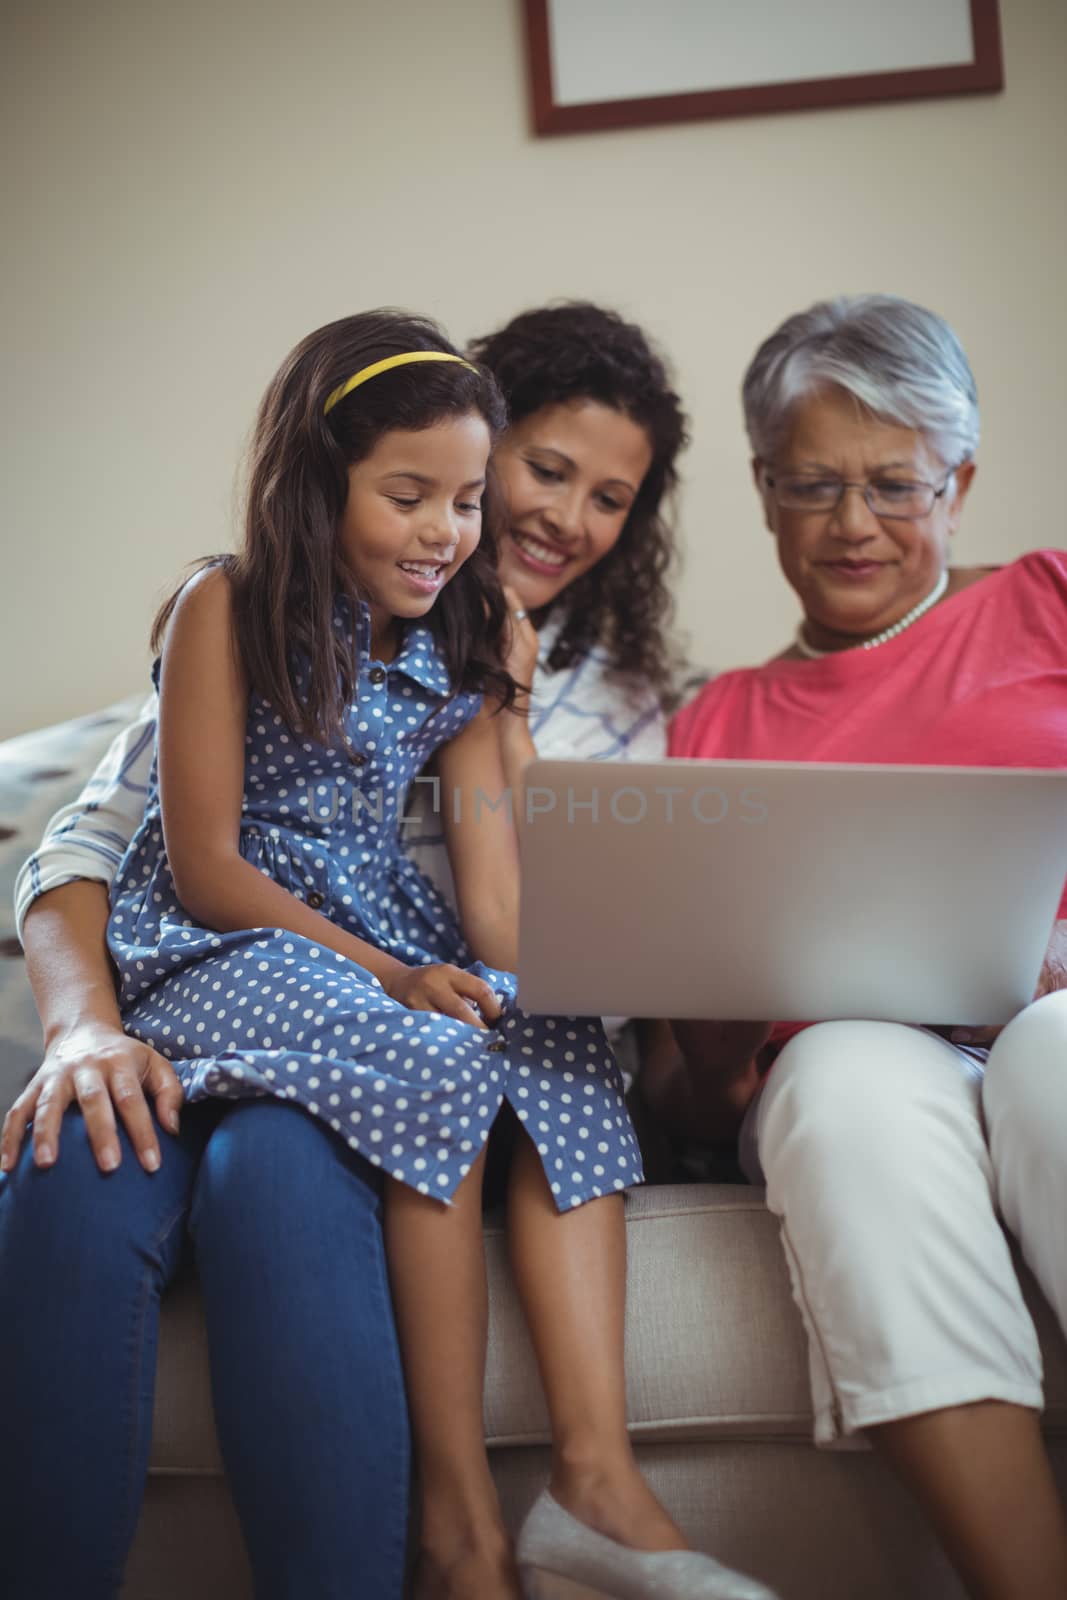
[516,1489,781,1600]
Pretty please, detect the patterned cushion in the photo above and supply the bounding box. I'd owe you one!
[0,697,146,1115]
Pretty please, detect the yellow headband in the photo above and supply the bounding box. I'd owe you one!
[323,351,478,416]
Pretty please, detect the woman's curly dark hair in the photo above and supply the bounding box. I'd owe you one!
[469,302,689,704]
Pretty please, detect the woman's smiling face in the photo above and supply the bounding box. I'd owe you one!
[492,399,654,610]
[757,386,975,649]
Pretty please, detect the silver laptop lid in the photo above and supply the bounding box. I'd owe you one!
[516,759,1067,1025]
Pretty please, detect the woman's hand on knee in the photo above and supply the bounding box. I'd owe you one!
[0,1025,184,1176]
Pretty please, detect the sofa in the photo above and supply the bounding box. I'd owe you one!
[3,707,1066,1600]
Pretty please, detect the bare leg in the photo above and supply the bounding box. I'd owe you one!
[506,1129,686,1550]
[385,1150,520,1600]
[870,1401,1067,1600]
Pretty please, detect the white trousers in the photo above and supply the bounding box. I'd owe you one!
[738,993,1067,1445]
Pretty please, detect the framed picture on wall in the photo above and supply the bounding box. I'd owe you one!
[523,0,1003,136]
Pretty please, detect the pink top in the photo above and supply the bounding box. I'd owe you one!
[670,549,1067,930]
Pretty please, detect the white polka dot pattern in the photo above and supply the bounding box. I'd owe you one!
[107,599,642,1210]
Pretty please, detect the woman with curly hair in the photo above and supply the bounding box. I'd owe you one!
[408,300,688,901]
[477,299,682,704]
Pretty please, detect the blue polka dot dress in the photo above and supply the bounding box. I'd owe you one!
[107,597,642,1210]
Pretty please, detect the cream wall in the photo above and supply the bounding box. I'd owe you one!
[2,0,1064,738]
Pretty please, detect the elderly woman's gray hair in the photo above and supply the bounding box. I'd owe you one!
[742,295,980,469]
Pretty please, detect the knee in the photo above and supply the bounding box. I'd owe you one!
[0,1108,183,1287]
[986,990,1067,1086]
[0,1110,96,1251]
[192,1099,383,1241]
[765,1023,914,1136]
[759,1022,956,1183]
[984,990,1067,1149]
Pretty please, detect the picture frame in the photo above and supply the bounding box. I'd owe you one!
[523,0,1004,137]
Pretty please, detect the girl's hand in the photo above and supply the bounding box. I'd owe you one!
[502,585,540,690]
[1,1024,184,1175]
[384,963,502,1029]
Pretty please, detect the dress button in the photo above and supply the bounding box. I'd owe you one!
[485,1038,507,1053]
[307,890,325,910]
[351,752,366,767]
[368,666,387,685]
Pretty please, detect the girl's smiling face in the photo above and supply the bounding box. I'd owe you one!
[339,411,491,659]
[492,400,654,611]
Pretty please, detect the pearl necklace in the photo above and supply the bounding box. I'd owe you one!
[794,569,950,660]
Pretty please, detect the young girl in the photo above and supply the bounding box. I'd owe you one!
[105,311,775,1600]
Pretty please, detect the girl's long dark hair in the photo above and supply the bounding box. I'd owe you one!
[153,311,514,750]
[469,302,689,704]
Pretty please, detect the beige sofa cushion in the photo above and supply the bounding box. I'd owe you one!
[151,1182,1067,1473]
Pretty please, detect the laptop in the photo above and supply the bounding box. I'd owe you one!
[516,759,1067,1025]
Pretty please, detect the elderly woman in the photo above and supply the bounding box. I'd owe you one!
[648,295,1067,1600]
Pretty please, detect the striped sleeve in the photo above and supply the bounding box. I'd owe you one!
[530,646,668,762]
[13,696,157,941]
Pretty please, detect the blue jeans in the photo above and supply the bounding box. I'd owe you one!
[0,1098,410,1598]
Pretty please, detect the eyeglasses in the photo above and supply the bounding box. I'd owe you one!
[763,471,952,520]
